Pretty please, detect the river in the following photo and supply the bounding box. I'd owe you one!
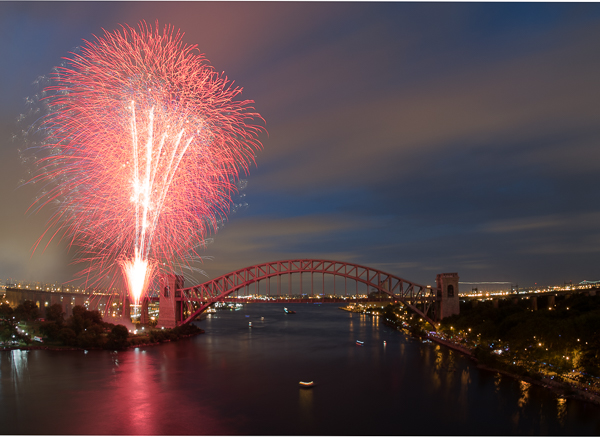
[1,302,599,435]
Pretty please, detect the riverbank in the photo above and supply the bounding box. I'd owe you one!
[341,304,600,407]
[426,334,472,356]
[425,333,600,406]
[1,328,204,352]
[1,345,80,351]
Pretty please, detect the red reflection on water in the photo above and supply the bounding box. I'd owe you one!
[96,347,233,435]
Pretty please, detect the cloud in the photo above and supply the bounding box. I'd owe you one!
[481,212,600,234]
[2,3,600,289]
[194,214,366,279]
[252,19,600,193]
[523,239,600,255]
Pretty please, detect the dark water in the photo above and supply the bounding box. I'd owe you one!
[1,303,600,435]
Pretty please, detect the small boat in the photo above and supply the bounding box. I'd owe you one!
[299,381,314,387]
[356,340,364,346]
[284,307,296,314]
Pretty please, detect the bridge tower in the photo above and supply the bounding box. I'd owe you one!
[123,296,131,321]
[139,299,149,324]
[435,273,459,321]
[157,273,184,328]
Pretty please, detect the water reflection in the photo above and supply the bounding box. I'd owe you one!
[511,411,520,429]
[556,397,567,426]
[460,368,471,388]
[10,349,28,386]
[494,373,502,393]
[299,387,314,420]
[430,346,442,390]
[111,349,158,434]
[518,381,530,408]
[102,346,236,435]
[0,350,29,404]
[1,303,600,435]
[446,352,456,387]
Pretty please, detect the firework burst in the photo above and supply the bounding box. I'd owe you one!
[30,22,264,305]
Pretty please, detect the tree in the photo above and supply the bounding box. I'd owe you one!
[69,305,87,335]
[40,320,62,342]
[0,319,17,344]
[45,304,65,325]
[0,303,13,320]
[67,305,104,335]
[14,300,40,322]
[579,332,600,377]
[58,327,77,346]
[383,304,397,321]
[105,325,129,350]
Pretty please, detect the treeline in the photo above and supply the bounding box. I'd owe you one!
[0,300,202,350]
[439,293,600,378]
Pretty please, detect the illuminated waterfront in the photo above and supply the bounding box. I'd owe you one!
[1,303,599,435]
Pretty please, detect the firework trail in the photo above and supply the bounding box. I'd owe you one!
[29,22,264,306]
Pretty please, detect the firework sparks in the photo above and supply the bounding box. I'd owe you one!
[30,22,264,306]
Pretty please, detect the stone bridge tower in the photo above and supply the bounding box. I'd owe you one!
[157,273,184,328]
[435,272,459,321]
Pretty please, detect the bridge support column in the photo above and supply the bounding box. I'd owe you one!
[64,302,73,318]
[530,296,538,311]
[123,296,131,321]
[50,294,62,307]
[139,299,149,324]
[548,295,555,309]
[434,273,460,321]
[158,274,184,328]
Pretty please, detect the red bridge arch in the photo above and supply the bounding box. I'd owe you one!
[175,259,440,328]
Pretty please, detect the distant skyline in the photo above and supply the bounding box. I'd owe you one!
[1,2,600,289]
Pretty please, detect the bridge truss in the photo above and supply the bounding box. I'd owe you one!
[176,259,440,327]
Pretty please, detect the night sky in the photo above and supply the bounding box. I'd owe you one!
[1,2,600,290]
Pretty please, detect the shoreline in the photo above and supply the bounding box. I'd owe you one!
[426,334,600,407]
[345,307,600,408]
[0,330,204,352]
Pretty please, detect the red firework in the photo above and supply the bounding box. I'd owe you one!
[31,22,264,305]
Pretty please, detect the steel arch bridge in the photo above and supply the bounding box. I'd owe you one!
[175,259,440,328]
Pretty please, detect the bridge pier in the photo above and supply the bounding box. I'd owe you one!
[434,273,459,321]
[123,296,131,321]
[140,299,149,324]
[158,274,184,328]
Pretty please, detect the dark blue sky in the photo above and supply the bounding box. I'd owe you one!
[1,2,600,290]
